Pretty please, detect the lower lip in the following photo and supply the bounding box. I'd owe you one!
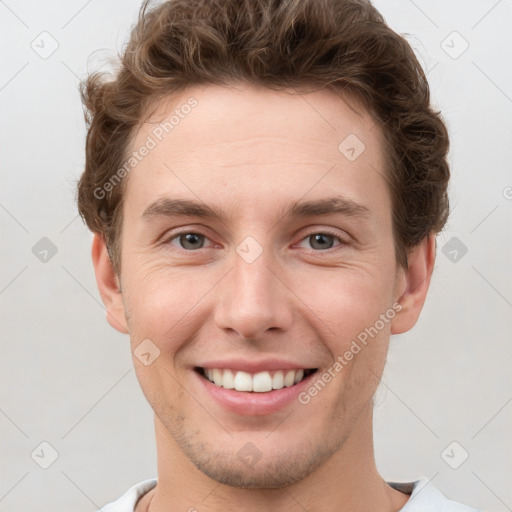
[194,370,317,416]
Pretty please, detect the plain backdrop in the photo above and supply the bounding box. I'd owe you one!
[1,0,511,510]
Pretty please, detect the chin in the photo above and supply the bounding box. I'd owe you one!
[174,427,339,489]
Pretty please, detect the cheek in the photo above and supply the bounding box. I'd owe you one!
[291,265,395,343]
[125,261,188,315]
[122,262,218,352]
[293,266,395,402]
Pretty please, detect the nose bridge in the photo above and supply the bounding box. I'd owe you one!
[214,240,293,339]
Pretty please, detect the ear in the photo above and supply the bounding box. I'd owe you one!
[391,233,436,334]
[91,233,129,334]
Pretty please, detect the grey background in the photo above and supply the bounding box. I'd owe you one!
[1,0,511,510]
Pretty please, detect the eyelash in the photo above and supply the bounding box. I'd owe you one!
[162,229,347,252]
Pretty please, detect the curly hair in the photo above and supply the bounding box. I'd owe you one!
[76,0,450,275]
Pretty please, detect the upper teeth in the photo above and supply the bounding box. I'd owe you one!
[203,368,306,392]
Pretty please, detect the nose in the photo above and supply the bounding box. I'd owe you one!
[213,246,294,340]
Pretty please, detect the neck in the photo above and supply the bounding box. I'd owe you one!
[146,405,409,512]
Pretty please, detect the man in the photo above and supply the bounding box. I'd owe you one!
[77,0,480,510]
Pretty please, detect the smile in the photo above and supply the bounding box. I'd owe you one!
[196,367,318,392]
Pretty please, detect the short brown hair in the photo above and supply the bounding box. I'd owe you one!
[77,0,450,275]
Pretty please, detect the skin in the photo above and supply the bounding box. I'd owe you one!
[92,82,435,512]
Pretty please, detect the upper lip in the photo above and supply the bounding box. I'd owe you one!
[194,358,318,373]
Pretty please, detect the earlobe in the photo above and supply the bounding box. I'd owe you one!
[391,234,436,335]
[91,234,129,334]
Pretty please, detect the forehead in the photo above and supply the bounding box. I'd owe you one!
[123,82,389,221]
[140,82,380,154]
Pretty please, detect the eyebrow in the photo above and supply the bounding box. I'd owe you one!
[141,196,370,222]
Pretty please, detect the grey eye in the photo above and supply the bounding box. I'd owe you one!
[179,233,205,250]
[308,233,335,250]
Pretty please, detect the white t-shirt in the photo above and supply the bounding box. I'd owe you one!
[99,476,482,511]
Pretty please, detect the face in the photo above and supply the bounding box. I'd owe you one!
[97,82,419,489]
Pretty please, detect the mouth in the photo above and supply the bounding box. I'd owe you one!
[194,367,318,392]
